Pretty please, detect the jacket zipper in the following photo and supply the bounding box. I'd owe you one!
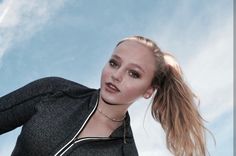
[54,98,107,156]
[55,137,112,156]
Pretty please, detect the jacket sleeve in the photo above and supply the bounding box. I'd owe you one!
[0,77,69,135]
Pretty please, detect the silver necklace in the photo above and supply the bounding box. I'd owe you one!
[97,108,126,122]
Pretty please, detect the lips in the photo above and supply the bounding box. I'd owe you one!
[105,82,120,93]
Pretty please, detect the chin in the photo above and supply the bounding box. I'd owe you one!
[101,92,115,102]
[100,91,121,105]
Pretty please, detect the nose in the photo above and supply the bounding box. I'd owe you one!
[111,69,123,82]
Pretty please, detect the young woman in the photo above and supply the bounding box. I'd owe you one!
[0,36,208,156]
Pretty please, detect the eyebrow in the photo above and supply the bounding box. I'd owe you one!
[111,54,122,61]
[111,54,145,73]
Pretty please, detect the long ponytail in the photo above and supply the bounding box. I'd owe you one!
[117,36,209,156]
[151,53,207,156]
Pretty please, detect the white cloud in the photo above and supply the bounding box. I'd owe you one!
[184,17,233,122]
[0,1,232,156]
[131,6,233,156]
[0,0,66,62]
[129,98,173,156]
[0,2,10,24]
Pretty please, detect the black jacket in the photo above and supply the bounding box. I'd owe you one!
[0,77,139,156]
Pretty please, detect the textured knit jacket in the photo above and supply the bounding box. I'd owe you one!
[0,77,139,156]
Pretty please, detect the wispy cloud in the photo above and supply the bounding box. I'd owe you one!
[184,17,233,121]
[130,2,233,155]
[0,2,10,24]
[0,1,232,156]
[0,0,66,63]
[131,18,233,154]
[129,99,173,155]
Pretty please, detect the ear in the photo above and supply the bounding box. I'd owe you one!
[143,85,155,99]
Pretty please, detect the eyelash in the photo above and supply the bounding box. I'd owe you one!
[108,59,141,79]
[128,70,140,79]
[109,59,119,68]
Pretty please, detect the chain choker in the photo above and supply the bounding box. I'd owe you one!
[97,108,126,122]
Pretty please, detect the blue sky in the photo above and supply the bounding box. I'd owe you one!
[0,0,233,155]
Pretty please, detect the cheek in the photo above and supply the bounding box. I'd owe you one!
[120,81,147,100]
[101,65,111,82]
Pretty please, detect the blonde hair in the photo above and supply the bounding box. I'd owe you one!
[117,36,209,156]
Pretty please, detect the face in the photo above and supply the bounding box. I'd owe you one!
[100,40,156,107]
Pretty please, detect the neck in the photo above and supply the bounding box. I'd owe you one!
[98,95,127,121]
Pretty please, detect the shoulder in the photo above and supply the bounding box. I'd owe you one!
[31,76,75,85]
[22,76,92,96]
[31,76,89,90]
[33,76,83,86]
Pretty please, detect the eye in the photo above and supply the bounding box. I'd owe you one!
[128,70,141,79]
[109,59,119,68]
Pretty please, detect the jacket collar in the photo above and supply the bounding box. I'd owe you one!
[64,87,134,141]
[91,89,134,140]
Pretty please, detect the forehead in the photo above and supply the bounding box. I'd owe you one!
[113,40,156,71]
